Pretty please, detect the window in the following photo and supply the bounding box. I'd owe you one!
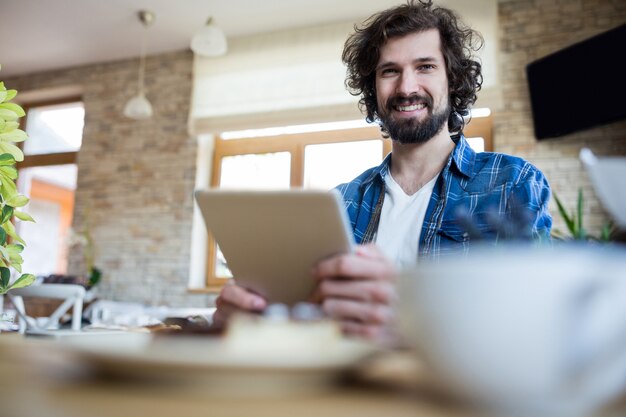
[204,113,492,289]
[16,98,84,277]
[463,109,493,153]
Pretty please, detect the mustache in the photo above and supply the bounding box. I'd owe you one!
[385,94,433,111]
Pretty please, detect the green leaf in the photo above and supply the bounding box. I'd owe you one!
[0,165,18,180]
[0,142,23,162]
[0,90,6,104]
[576,188,585,240]
[0,153,15,166]
[7,244,23,254]
[88,266,102,287]
[9,274,36,290]
[0,129,27,143]
[4,90,17,102]
[1,121,19,133]
[0,227,6,245]
[14,211,35,222]
[0,267,9,288]
[7,244,24,254]
[0,103,25,118]
[1,205,13,224]
[5,194,29,208]
[0,245,10,263]
[2,221,25,245]
[0,178,17,202]
[0,108,18,121]
[552,192,575,236]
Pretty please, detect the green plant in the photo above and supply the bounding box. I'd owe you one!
[68,220,102,288]
[552,188,614,242]
[0,65,35,294]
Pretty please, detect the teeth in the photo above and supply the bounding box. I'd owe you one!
[397,103,426,112]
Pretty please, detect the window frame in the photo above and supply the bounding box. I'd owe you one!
[16,96,83,169]
[14,96,84,275]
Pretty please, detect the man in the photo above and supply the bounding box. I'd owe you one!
[213,0,552,341]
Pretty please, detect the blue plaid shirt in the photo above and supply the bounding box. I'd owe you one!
[335,135,552,259]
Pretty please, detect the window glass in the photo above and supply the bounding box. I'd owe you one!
[24,102,84,155]
[214,152,291,278]
[220,152,291,189]
[17,164,78,276]
[304,140,383,190]
[466,137,485,153]
[214,246,233,279]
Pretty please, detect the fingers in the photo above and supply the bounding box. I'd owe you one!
[316,279,396,304]
[354,243,389,261]
[320,297,396,344]
[321,297,393,326]
[339,320,392,342]
[218,283,267,311]
[313,248,395,282]
[212,283,267,328]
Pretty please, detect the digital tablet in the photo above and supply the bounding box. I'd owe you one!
[194,189,355,305]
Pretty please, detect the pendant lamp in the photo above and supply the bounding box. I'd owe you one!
[124,10,154,120]
[190,17,228,57]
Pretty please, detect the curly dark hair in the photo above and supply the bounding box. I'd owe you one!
[342,0,483,135]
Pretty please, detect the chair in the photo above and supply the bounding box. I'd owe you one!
[7,284,86,334]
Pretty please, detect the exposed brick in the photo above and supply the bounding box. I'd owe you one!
[6,51,213,307]
[496,0,626,239]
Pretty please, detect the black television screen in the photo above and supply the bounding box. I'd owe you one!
[526,24,626,140]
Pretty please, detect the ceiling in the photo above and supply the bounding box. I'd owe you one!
[0,0,497,79]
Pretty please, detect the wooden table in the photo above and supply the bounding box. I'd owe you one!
[0,333,624,417]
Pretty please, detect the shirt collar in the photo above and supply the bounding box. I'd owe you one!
[360,134,477,188]
[448,134,476,179]
[361,152,391,187]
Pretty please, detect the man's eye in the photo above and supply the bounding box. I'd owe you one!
[380,68,398,76]
[418,64,435,71]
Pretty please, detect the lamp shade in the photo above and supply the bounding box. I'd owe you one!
[123,92,153,120]
[191,21,228,57]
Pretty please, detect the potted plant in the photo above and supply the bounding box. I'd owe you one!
[552,188,615,242]
[0,65,35,296]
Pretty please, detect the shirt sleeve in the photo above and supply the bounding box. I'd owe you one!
[509,163,553,241]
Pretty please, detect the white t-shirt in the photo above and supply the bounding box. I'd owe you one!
[375,172,439,269]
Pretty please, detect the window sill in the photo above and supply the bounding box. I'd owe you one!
[187,286,223,295]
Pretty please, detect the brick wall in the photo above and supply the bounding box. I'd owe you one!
[496,0,626,236]
[7,51,214,307]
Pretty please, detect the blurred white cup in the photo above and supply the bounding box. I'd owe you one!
[396,244,626,416]
[580,148,626,229]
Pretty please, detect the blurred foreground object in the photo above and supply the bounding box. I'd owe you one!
[397,244,626,416]
[580,148,626,230]
[0,65,36,296]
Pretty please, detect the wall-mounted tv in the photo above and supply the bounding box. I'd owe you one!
[526,24,626,140]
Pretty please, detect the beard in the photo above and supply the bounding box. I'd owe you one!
[379,94,451,145]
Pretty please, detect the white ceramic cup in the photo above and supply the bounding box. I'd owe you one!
[396,244,626,416]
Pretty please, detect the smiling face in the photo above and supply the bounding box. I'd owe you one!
[375,29,451,144]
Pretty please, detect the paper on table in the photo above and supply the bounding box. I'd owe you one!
[580,148,626,229]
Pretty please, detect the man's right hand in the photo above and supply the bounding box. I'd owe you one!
[212,281,267,329]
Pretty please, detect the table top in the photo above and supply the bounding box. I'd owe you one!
[0,332,624,417]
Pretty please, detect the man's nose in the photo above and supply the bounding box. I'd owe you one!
[396,71,421,96]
